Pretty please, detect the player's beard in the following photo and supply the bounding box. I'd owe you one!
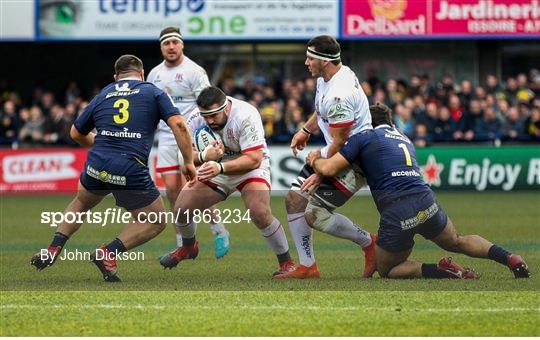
[209,121,227,131]
[209,116,228,131]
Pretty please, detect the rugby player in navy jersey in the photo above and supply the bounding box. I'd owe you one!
[30,55,196,282]
[306,103,529,279]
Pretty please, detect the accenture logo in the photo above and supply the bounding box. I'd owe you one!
[101,128,142,139]
[347,0,426,35]
[2,153,78,183]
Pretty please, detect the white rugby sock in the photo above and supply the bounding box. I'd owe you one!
[175,221,197,240]
[175,233,183,247]
[321,213,372,248]
[260,218,289,255]
[287,212,315,267]
[210,222,227,235]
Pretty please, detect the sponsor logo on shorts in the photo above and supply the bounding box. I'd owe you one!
[400,202,439,230]
[87,165,126,186]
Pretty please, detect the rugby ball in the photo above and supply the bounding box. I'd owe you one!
[194,125,222,152]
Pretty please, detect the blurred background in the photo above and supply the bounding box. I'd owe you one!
[1,0,539,192]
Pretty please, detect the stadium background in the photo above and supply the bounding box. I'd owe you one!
[1,0,539,336]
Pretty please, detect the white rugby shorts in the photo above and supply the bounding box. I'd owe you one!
[203,165,271,197]
[156,144,184,174]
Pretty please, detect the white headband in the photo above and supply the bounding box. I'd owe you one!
[199,100,227,116]
[306,47,340,61]
[160,32,183,45]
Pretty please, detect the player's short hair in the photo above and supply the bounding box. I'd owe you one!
[197,86,226,112]
[307,35,341,65]
[114,55,143,76]
[370,102,393,127]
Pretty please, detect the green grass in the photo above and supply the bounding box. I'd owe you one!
[1,192,539,335]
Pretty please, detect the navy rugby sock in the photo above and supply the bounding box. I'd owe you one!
[488,245,511,265]
[277,251,292,264]
[182,237,196,247]
[421,263,449,279]
[106,238,126,254]
[50,232,69,248]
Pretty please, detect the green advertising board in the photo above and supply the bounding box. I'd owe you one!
[416,146,540,191]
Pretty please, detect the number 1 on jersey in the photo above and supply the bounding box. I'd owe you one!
[113,99,130,124]
[398,143,412,166]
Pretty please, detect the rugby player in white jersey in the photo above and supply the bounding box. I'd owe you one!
[274,35,377,279]
[147,27,230,258]
[159,86,295,276]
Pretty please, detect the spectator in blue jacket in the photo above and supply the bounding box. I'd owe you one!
[474,106,502,142]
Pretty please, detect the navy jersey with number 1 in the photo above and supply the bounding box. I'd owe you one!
[339,125,448,252]
[339,124,430,212]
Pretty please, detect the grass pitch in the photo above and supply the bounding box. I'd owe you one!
[1,192,539,336]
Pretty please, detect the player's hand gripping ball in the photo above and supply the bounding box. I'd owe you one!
[195,125,224,161]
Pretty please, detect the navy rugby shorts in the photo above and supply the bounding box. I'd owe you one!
[377,190,448,253]
[79,152,160,211]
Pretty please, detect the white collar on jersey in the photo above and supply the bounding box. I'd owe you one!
[117,76,141,81]
[375,124,393,130]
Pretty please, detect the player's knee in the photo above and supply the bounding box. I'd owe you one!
[304,211,316,228]
[248,204,272,228]
[453,234,471,251]
[285,190,306,214]
[441,233,460,252]
[304,204,332,232]
[152,220,166,233]
[165,187,179,205]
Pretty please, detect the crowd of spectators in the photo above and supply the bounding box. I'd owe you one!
[0,82,87,148]
[1,70,539,149]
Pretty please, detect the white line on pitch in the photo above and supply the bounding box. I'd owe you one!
[1,305,538,313]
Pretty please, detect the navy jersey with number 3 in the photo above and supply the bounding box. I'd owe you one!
[74,79,179,164]
[339,124,430,211]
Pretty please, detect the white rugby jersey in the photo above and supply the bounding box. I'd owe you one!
[314,65,372,146]
[147,56,210,145]
[186,96,270,168]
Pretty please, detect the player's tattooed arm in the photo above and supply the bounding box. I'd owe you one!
[70,126,95,147]
[308,152,350,178]
[167,115,196,181]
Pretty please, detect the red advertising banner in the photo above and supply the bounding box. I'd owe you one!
[0,148,166,193]
[343,0,540,38]
[0,148,88,193]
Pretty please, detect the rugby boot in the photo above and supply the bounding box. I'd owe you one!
[273,262,321,279]
[90,245,121,282]
[214,230,230,259]
[507,254,530,278]
[30,245,62,270]
[159,242,199,269]
[362,233,378,278]
[437,257,479,279]
[271,260,296,278]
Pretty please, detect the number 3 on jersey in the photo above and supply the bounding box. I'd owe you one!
[398,143,412,166]
[113,99,130,124]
